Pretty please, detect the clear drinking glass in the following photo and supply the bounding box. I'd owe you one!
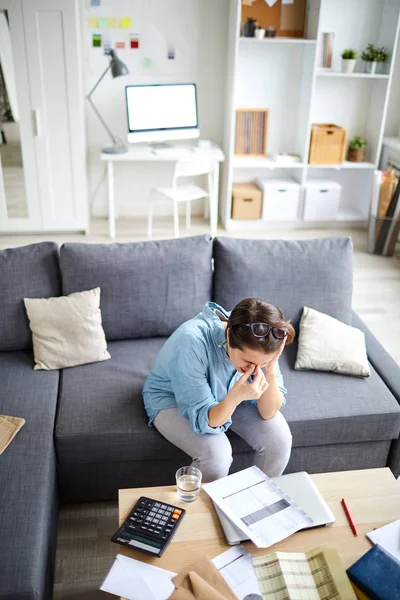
[175,466,202,502]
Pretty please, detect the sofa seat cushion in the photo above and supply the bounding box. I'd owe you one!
[0,351,59,599]
[55,339,252,466]
[60,236,213,342]
[280,341,400,447]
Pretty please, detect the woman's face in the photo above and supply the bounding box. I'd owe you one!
[227,342,276,374]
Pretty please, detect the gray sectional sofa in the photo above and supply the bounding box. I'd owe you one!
[1,234,400,599]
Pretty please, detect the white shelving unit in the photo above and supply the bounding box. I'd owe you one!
[220,0,400,230]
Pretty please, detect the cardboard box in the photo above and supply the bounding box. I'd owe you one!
[232,183,262,219]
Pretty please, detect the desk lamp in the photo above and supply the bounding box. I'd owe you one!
[87,49,129,154]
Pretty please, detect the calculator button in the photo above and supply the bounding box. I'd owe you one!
[174,509,182,516]
[171,513,179,520]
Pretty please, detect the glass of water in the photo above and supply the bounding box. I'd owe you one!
[175,466,202,502]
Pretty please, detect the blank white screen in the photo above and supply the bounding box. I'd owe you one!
[126,84,197,132]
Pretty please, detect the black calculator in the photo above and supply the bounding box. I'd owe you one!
[111,496,186,557]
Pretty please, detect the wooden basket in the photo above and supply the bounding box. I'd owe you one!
[234,109,268,157]
[308,123,347,164]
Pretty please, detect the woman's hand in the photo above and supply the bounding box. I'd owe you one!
[265,339,286,376]
[231,365,269,401]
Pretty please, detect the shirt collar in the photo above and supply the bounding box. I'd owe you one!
[201,301,229,349]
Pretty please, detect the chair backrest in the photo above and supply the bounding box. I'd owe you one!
[174,158,213,179]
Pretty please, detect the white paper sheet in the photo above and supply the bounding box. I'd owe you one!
[203,466,313,548]
[367,519,400,561]
[100,554,176,600]
[212,545,261,600]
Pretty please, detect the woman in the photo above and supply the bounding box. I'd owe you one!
[142,297,295,482]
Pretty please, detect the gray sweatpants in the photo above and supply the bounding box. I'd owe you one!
[154,402,292,482]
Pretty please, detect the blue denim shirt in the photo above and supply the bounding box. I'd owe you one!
[142,302,287,435]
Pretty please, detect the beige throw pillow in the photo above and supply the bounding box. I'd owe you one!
[24,287,110,370]
[295,306,370,377]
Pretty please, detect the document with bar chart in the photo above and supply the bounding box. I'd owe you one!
[203,466,313,548]
[252,546,357,600]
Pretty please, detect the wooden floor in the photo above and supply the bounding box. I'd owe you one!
[1,217,399,597]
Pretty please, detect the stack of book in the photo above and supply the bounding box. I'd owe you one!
[347,544,400,600]
[234,108,268,157]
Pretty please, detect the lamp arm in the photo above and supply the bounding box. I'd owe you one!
[86,65,118,145]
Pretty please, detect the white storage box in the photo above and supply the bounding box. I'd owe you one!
[255,178,301,221]
[304,180,342,221]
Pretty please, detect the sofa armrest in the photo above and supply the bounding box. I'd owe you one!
[352,310,400,476]
[352,311,400,402]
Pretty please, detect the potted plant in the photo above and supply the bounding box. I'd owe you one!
[347,136,367,162]
[255,24,265,40]
[361,43,388,74]
[341,49,357,73]
[265,26,276,38]
[242,16,257,38]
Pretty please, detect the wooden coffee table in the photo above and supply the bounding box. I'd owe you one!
[118,467,400,575]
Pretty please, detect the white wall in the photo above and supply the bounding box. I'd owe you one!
[82,0,229,218]
[385,25,400,137]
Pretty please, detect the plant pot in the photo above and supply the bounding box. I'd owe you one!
[364,61,377,74]
[242,22,256,37]
[265,26,276,38]
[347,147,366,162]
[255,28,265,40]
[341,58,356,73]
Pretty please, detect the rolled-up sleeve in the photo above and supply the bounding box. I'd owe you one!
[168,335,231,435]
[275,360,287,405]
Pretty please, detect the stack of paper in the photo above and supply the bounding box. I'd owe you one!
[203,466,313,548]
[212,546,261,599]
[100,554,176,600]
[367,519,400,561]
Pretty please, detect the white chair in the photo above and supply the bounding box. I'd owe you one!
[147,159,213,238]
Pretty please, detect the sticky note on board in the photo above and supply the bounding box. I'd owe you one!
[89,17,98,28]
[90,0,100,6]
[108,17,118,28]
[98,17,108,28]
[130,33,139,49]
[92,33,102,47]
[143,57,152,67]
[120,17,131,28]
[115,41,125,49]
[103,32,111,54]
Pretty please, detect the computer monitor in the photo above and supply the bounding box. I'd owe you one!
[125,83,199,144]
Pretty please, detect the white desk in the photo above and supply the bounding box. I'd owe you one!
[100,144,225,238]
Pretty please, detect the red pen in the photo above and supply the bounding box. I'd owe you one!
[341,498,358,537]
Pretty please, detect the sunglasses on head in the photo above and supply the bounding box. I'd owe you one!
[244,323,288,340]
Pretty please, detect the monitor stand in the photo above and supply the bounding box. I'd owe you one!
[149,142,172,150]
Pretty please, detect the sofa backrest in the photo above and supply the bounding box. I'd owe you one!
[0,242,61,351]
[60,236,213,341]
[212,236,353,327]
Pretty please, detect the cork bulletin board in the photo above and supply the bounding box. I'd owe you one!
[241,0,306,39]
